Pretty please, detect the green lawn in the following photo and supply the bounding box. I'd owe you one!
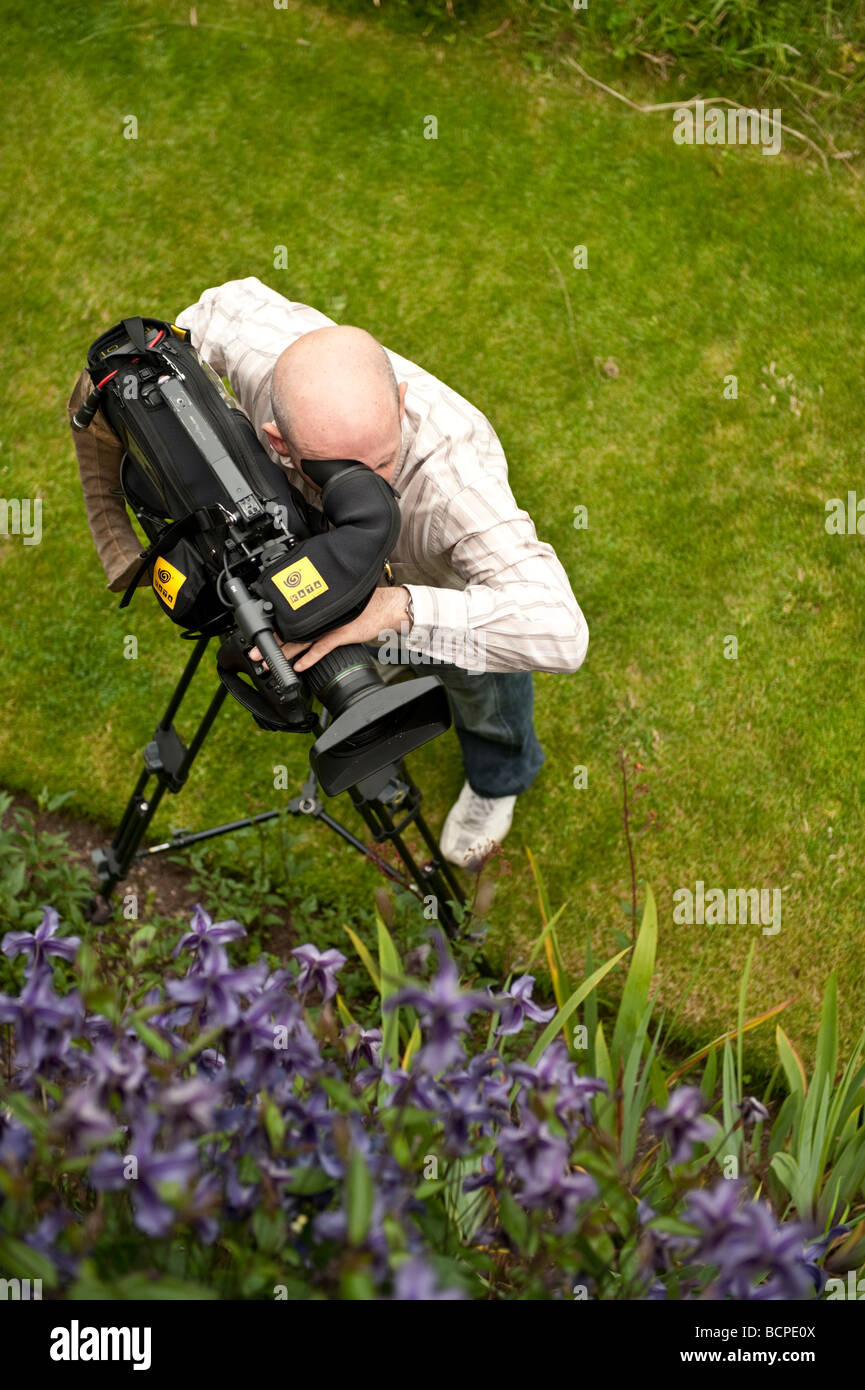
[2,0,865,1068]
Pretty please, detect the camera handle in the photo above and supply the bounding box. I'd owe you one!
[220,573,298,695]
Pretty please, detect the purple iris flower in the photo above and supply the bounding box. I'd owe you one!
[708,1201,818,1301]
[449,1053,511,1119]
[342,1024,382,1069]
[282,1086,335,1153]
[380,1064,444,1110]
[82,1038,149,1101]
[166,945,268,1029]
[2,906,81,972]
[637,1198,679,1275]
[493,974,555,1036]
[158,1076,223,1131]
[24,1211,79,1282]
[441,1055,511,1151]
[387,935,495,1073]
[227,988,303,1085]
[90,1112,199,1237]
[646,1086,715,1165]
[173,903,246,959]
[54,1087,118,1150]
[393,1257,466,1300]
[738,1096,770,1127]
[511,1042,608,1133]
[185,1172,223,1245]
[266,1006,324,1081]
[498,1114,576,1197]
[291,944,347,1003]
[0,1113,32,1168]
[681,1181,831,1300]
[800,1226,847,1295]
[0,971,83,1071]
[440,1088,500,1156]
[462,1152,496,1192]
[680,1179,744,1261]
[498,1113,597,1229]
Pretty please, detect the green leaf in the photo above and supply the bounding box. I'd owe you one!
[176,1024,225,1063]
[70,1272,218,1300]
[721,1037,740,1163]
[285,1167,333,1196]
[263,1095,285,1152]
[621,1010,663,1164]
[343,924,381,994]
[341,1269,376,1300]
[668,996,796,1084]
[776,1025,807,1096]
[814,970,838,1095]
[593,1019,614,1089]
[736,940,755,1098]
[376,911,403,1069]
[611,886,657,1063]
[523,901,568,971]
[402,1020,422,1069]
[252,1207,287,1255]
[131,1016,174,1061]
[526,947,629,1069]
[701,1041,718,1102]
[497,1190,529,1248]
[0,1236,57,1288]
[770,1151,805,1208]
[347,1148,374,1246]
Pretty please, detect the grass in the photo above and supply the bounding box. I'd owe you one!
[1,0,865,1069]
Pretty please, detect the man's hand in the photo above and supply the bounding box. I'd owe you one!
[250,585,412,673]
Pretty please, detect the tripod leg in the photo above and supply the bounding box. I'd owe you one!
[89,636,224,912]
[348,765,468,936]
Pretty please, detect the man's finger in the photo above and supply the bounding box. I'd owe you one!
[248,639,308,666]
[292,626,354,672]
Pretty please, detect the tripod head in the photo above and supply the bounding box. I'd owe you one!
[72,316,451,794]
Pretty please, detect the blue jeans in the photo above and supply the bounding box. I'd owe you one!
[367,639,545,795]
[367,643,545,798]
[429,665,545,799]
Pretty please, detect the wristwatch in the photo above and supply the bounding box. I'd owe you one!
[404,588,415,630]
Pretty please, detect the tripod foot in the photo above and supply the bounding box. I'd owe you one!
[86,893,114,925]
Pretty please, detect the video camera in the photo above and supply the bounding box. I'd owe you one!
[72,316,450,795]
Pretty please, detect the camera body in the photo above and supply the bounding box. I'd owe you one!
[73,316,451,794]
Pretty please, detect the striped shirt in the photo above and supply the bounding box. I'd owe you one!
[175,277,588,675]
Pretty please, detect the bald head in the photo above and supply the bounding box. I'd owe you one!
[266,325,404,485]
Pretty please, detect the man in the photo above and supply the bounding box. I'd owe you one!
[69,277,588,868]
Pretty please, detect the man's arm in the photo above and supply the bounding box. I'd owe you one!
[403,469,589,676]
[282,468,588,678]
[67,368,143,591]
[174,276,335,432]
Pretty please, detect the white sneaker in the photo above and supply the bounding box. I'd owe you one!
[440,781,517,870]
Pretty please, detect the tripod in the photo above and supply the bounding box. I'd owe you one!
[88,633,469,934]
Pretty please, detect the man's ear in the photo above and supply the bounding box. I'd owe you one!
[398,381,408,419]
[262,420,291,457]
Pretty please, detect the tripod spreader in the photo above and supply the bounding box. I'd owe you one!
[88,634,468,935]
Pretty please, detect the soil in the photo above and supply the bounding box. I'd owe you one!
[9,791,200,920]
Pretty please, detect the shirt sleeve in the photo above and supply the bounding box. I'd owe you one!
[174,276,336,426]
[402,455,588,677]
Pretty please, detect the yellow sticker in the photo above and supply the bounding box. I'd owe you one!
[152,556,187,610]
[271,556,329,610]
